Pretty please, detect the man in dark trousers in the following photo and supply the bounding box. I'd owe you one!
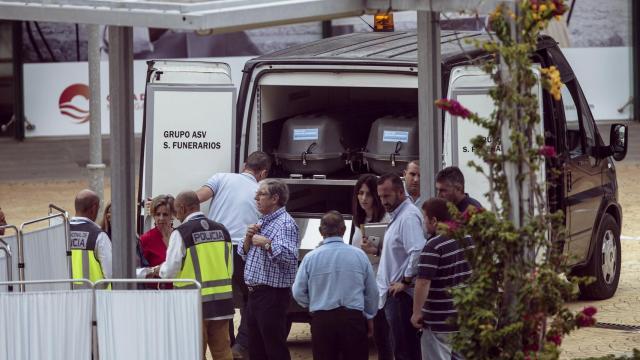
[239,179,299,360]
[292,211,379,360]
[157,191,234,360]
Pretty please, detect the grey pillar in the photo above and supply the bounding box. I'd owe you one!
[633,0,639,122]
[88,24,105,206]
[108,26,136,281]
[417,10,442,202]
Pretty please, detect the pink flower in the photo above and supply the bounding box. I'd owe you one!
[546,333,562,346]
[538,145,557,158]
[576,313,596,327]
[443,220,460,232]
[581,306,597,317]
[435,99,472,119]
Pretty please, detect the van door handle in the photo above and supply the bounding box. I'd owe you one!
[567,170,572,192]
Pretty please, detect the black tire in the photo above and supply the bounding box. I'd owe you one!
[579,214,621,300]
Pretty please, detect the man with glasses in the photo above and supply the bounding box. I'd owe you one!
[239,179,299,360]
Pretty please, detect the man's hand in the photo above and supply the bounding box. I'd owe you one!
[243,224,260,253]
[388,282,408,296]
[361,236,378,255]
[252,235,270,248]
[367,319,374,338]
[246,224,261,239]
[410,311,424,329]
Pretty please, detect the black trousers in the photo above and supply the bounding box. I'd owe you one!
[310,307,369,360]
[229,245,250,348]
[373,308,394,360]
[246,286,291,360]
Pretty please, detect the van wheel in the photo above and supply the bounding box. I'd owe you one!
[579,214,621,300]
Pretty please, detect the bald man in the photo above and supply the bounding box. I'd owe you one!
[156,191,234,360]
[292,211,378,360]
[69,189,112,283]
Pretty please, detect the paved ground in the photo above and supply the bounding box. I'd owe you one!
[0,121,639,359]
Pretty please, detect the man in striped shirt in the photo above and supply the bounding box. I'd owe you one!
[411,198,473,360]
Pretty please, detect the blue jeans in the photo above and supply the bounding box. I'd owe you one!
[384,291,421,360]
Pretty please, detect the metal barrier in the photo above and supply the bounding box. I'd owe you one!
[0,278,204,360]
[0,225,18,292]
[18,205,71,292]
[94,279,203,360]
[0,279,94,360]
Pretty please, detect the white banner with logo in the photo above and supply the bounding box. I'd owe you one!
[23,57,251,138]
[561,47,633,122]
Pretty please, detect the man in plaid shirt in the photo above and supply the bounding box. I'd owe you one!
[238,178,299,360]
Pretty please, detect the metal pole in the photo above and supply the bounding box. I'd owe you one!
[11,21,25,141]
[108,26,136,282]
[88,24,106,206]
[417,10,442,202]
[633,0,639,122]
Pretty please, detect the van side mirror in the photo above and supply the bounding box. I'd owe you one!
[609,123,628,161]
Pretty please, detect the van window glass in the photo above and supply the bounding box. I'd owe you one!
[575,86,597,148]
[560,82,583,157]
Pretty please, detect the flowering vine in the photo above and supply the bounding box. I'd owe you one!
[435,1,598,359]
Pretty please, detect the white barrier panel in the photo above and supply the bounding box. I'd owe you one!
[96,288,202,360]
[0,289,93,360]
[22,224,70,291]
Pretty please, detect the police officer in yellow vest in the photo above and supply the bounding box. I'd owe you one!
[156,190,234,360]
[69,189,112,285]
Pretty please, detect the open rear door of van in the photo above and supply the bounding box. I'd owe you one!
[442,66,544,209]
[138,60,236,233]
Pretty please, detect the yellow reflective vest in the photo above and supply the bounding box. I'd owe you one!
[69,220,105,287]
[174,214,234,318]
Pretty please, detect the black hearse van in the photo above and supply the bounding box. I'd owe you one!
[141,32,629,314]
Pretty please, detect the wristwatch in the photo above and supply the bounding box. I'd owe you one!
[401,278,413,286]
[264,241,272,251]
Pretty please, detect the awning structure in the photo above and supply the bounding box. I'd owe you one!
[0,0,515,279]
[0,0,364,31]
[0,0,511,30]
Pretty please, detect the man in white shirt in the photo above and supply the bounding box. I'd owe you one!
[69,189,112,282]
[195,151,272,358]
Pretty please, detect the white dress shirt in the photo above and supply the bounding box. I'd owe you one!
[69,216,112,278]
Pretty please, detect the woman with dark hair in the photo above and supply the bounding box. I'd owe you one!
[100,202,112,239]
[351,174,393,360]
[139,195,174,286]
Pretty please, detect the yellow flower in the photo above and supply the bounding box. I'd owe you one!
[539,4,548,12]
[541,66,563,101]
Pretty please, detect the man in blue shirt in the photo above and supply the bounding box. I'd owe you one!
[293,211,379,360]
[376,173,425,360]
[238,178,299,360]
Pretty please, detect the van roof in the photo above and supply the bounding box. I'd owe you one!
[244,31,558,70]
